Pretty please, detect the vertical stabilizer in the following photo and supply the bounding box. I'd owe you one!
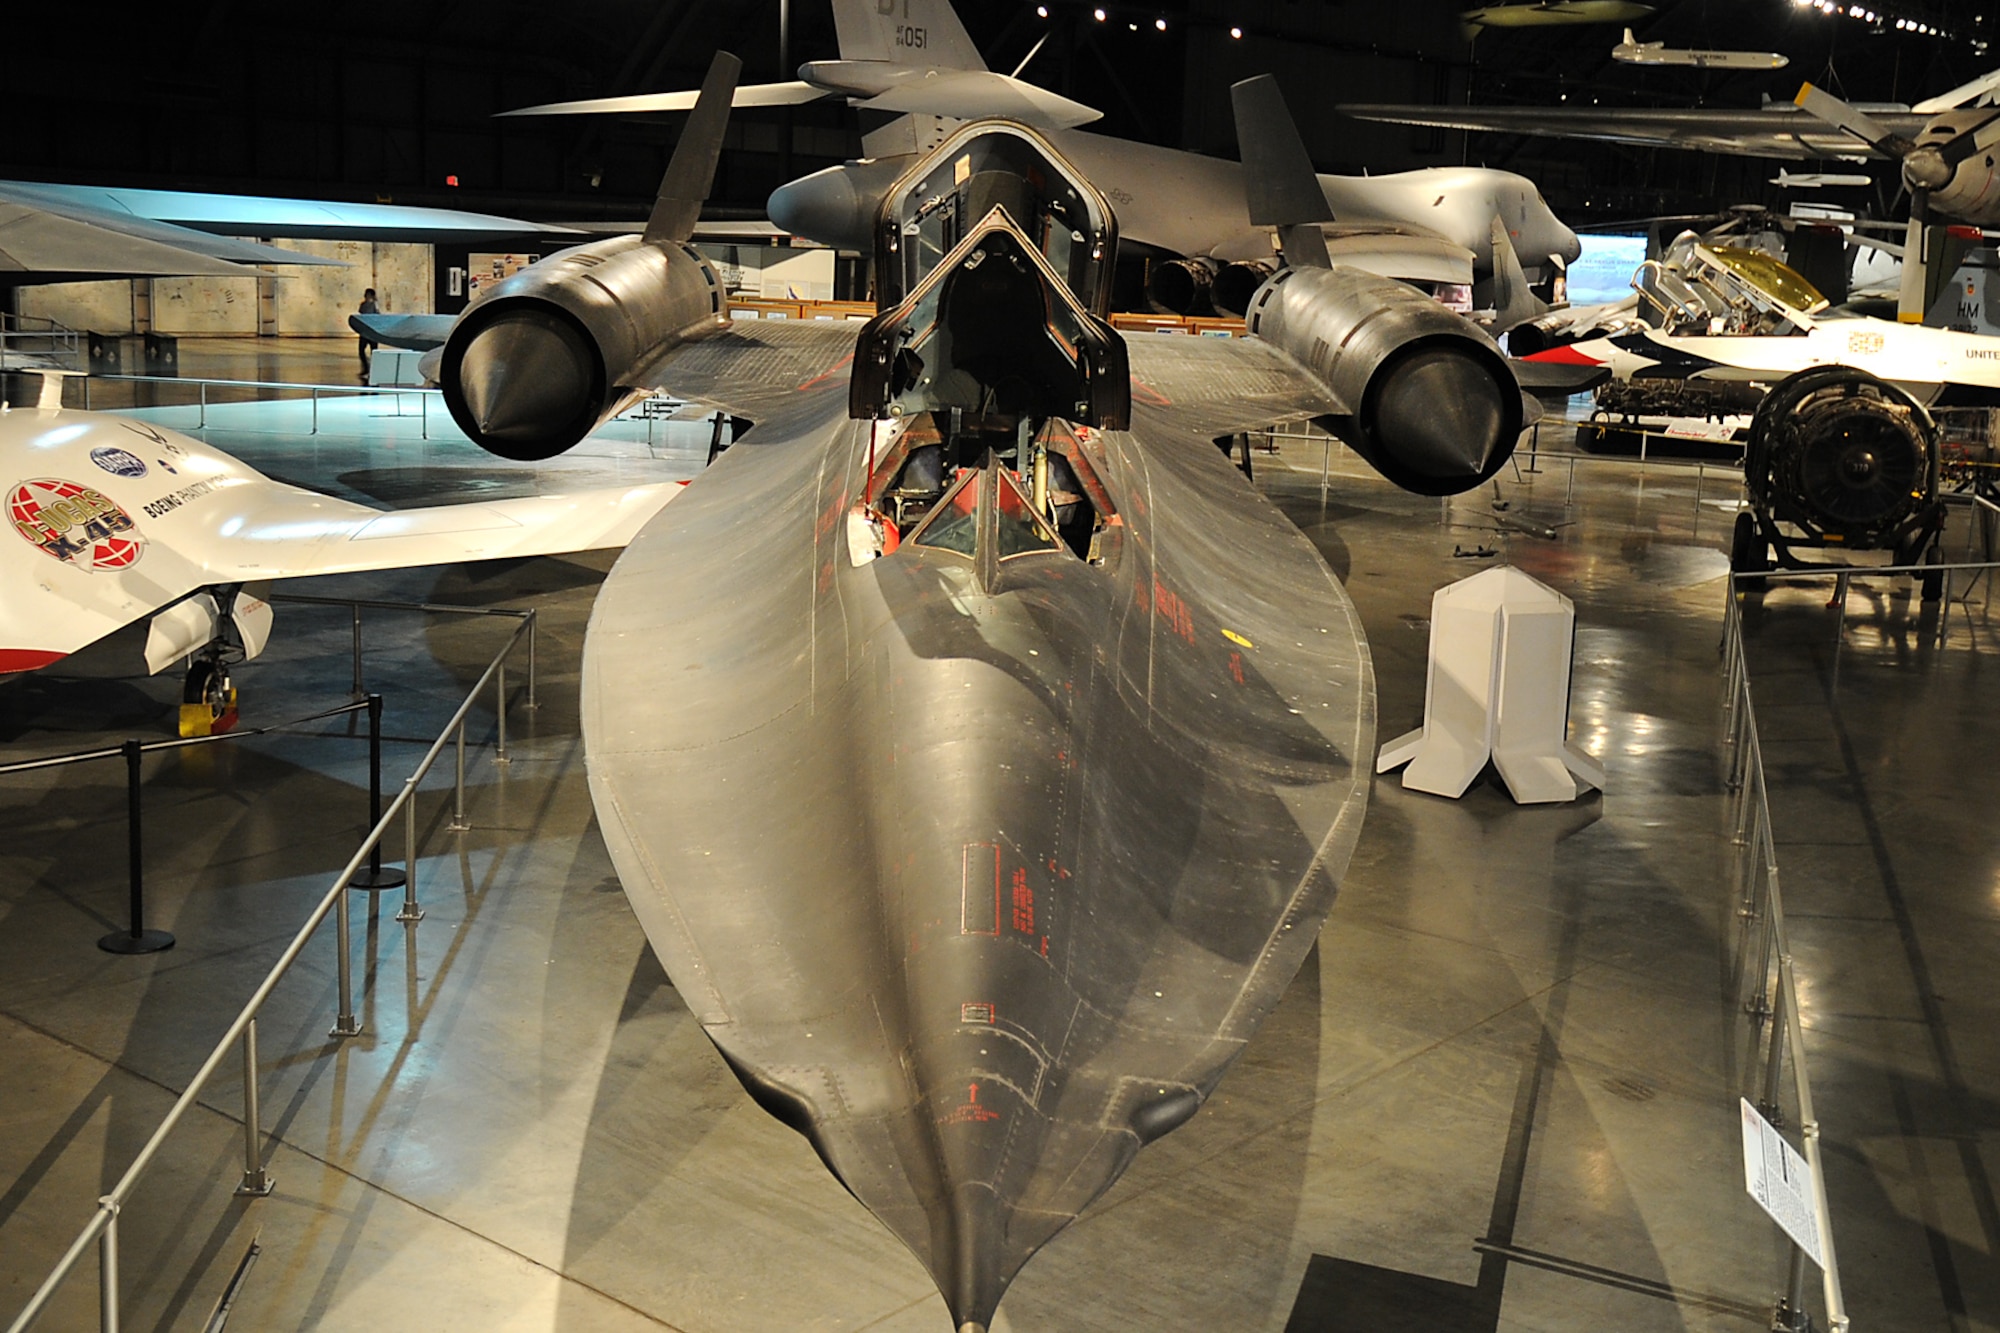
[832,0,988,71]
[1229,75,1333,268]
[1487,214,1546,330]
[644,52,743,245]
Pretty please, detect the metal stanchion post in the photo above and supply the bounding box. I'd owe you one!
[495,664,509,764]
[420,391,427,440]
[398,767,425,921]
[351,606,363,697]
[450,719,469,832]
[82,375,91,410]
[236,1018,273,1195]
[98,1200,119,1333]
[1758,963,1789,1123]
[99,740,173,955]
[352,694,404,891]
[311,387,318,435]
[1772,1244,1812,1332]
[330,884,361,1038]
[525,618,538,710]
[199,381,206,430]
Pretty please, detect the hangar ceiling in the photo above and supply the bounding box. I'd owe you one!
[3,0,1993,230]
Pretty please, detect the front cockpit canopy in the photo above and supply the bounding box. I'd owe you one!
[874,121,1118,316]
[851,121,1129,432]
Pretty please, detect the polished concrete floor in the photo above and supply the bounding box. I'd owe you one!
[0,339,1993,1330]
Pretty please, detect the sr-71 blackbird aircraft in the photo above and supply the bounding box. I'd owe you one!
[407,47,1531,1331]
[501,0,1581,318]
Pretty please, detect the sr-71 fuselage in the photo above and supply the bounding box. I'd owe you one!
[414,52,1531,1329]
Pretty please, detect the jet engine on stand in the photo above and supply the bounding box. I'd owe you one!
[1732,365,1947,595]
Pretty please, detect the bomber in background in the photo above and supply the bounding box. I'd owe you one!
[422,51,1533,1329]
[500,0,1581,321]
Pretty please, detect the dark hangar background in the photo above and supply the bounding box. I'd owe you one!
[3,1,1993,232]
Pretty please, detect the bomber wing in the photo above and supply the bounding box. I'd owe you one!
[1338,102,1929,160]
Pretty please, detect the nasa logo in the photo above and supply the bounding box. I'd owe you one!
[88,446,148,479]
[8,477,145,572]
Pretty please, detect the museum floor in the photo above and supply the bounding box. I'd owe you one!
[1,338,1994,1331]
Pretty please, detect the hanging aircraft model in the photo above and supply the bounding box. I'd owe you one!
[0,371,683,733]
[408,48,1535,1332]
[1462,1,1653,28]
[1610,28,1787,69]
[498,0,1581,319]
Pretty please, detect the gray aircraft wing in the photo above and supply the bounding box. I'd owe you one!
[350,313,458,351]
[0,180,575,285]
[1339,102,1932,160]
[1123,332,1340,436]
[0,181,573,242]
[0,197,340,282]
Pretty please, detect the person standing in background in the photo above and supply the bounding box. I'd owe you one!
[356,288,380,382]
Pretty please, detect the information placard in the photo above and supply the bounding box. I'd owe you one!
[1740,1098,1824,1269]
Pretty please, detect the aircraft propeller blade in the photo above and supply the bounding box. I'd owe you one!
[1794,83,1918,158]
[1896,189,1929,322]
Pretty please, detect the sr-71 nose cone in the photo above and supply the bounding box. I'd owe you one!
[582,387,1374,1325]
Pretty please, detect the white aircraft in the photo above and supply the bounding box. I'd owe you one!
[1521,235,2000,405]
[0,376,682,733]
[1611,28,1787,69]
[1772,169,1874,189]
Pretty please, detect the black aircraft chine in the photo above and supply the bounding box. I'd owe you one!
[421,55,1526,1331]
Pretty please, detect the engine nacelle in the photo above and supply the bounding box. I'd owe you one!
[1212,261,1275,318]
[767,157,916,254]
[1244,264,1523,495]
[1745,365,1939,547]
[1144,257,1219,316]
[440,235,727,460]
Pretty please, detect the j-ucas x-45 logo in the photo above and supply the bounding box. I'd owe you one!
[8,477,145,571]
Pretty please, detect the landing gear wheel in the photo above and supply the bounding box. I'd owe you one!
[180,658,239,737]
[1730,511,1769,578]
[1920,544,1945,603]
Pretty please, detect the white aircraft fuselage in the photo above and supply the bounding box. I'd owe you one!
[1529,315,2000,404]
[0,405,681,676]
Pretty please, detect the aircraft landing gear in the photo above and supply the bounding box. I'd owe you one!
[1729,510,1770,578]
[1920,544,1945,603]
[180,654,240,738]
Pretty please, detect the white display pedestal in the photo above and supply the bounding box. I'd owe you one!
[1376,565,1605,804]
